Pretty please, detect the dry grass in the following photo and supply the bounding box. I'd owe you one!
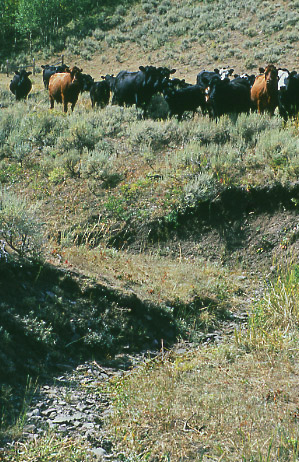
[105,265,299,461]
[62,246,247,323]
[1,432,92,461]
[107,346,299,461]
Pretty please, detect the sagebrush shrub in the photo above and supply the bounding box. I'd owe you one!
[0,190,44,259]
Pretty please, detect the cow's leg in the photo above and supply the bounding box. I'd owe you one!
[257,101,263,114]
[50,96,54,109]
[63,96,68,113]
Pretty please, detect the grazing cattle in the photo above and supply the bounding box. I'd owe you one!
[277,69,299,121]
[41,64,69,89]
[196,69,221,87]
[10,70,32,100]
[48,66,83,112]
[250,65,279,115]
[90,77,111,108]
[80,73,94,93]
[205,76,251,119]
[163,83,206,120]
[111,65,176,114]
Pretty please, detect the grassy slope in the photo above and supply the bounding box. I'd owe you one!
[0,0,299,459]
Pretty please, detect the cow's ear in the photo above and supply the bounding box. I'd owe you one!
[259,67,265,74]
[139,66,146,72]
[229,68,234,75]
[170,68,176,74]
[27,71,32,76]
[101,75,105,79]
[214,68,219,74]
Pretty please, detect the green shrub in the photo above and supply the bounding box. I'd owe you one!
[48,166,66,184]
[183,173,217,207]
[128,119,182,151]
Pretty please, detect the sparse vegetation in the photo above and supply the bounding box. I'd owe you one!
[106,265,299,461]
[0,0,299,460]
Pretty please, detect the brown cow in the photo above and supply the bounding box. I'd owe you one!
[48,66,83,112]
[250,65,279,116]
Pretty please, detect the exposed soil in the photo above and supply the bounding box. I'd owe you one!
[111,183,299,275]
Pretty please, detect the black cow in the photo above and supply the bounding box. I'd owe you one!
[196,69,221,87]
[163,83,206,120]
[167,78,192,90]
[10,70,32,100]
[278,69,299,121]
[90,77,111,108]
[205,76,251,119]
[233,73,256,88]
[41,64,69,89]
[80,73,94,93]
[104,74,116,92]
[111,65,176,114]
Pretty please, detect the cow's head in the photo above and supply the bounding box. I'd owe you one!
[69,66,83,78]
[264,65,278,87]
[278,69,290,91]
[204,75,224,103]
[139,66,176,90]
[81,73,94,92]
[56,64,69,73]
[103,74,115,90]
[69,67,84,90]
[15,70,32,83]
[219,67,234,80]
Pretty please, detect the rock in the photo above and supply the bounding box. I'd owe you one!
[23,424,36,433]
[41,407,57,416]
[91,447,107,460]
[52,414,73,424]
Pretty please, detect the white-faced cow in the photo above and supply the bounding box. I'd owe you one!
[219,67,234,80]
[277,69,299,121]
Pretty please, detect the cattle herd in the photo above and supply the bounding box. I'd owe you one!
[7,62,299,121]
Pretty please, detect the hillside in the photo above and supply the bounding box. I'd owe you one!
[0,0,299,460]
